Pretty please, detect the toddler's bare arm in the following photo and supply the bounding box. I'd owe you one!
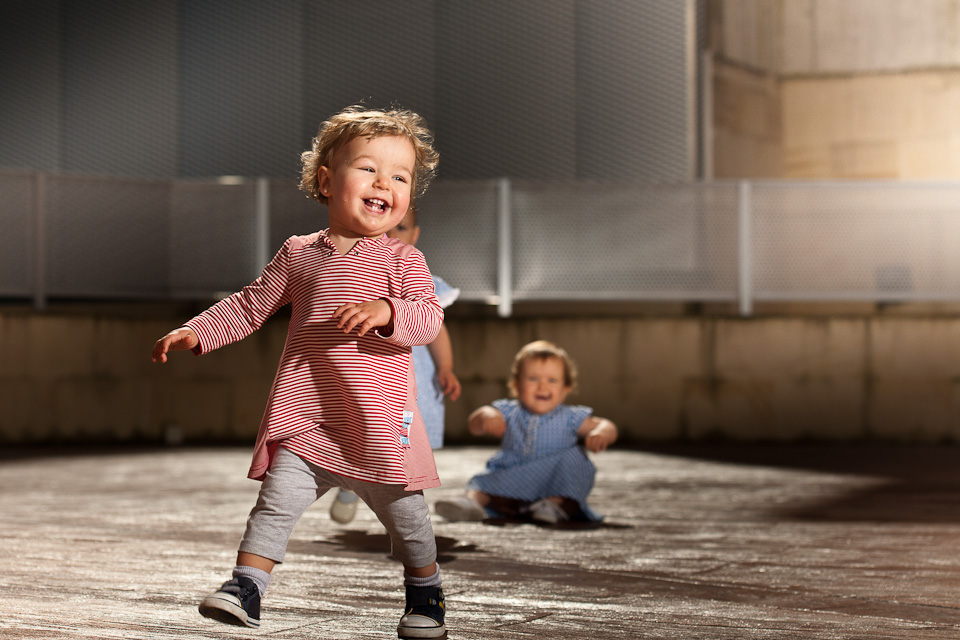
[468,405,506,438]
[427,324,461,401]
[578,416,618,453]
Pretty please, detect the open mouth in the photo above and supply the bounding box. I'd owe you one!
[364,198,388,213]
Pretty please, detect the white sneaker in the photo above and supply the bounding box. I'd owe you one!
[435,496,486,522]
[529,499,569,524]
[330,489,359,524]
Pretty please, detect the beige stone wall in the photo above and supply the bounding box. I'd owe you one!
[712,0,960,75]
[711,60,783,178]
[710,0,960,180]
[782,72,960,179]
[6,310,960,445]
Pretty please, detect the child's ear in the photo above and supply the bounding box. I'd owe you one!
[317,167,332,197]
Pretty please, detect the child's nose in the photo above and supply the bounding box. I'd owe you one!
[373,174,389,190]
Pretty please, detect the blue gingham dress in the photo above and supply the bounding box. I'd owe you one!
[413,275,460,449]
[467,398,602,521]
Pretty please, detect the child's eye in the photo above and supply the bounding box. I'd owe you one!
[393,175,407,183]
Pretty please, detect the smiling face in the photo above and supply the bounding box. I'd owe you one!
[318,134,416,241]
[515,356,572,415]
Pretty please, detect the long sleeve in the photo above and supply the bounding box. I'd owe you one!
[379,241,443,348]
[186,240,292,354]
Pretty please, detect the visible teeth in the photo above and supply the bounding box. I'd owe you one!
[367,198,387,208]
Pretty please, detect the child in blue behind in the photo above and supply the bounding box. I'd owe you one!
[330,206,461,524]
[435,340,618,524]
[388,207,462,448]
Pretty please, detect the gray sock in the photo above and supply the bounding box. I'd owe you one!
[233,564,271,597]
[404,566,442,588]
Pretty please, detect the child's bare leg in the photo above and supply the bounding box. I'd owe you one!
[403,560,438,578]
[237,551,275,573]
[465,489,490,506]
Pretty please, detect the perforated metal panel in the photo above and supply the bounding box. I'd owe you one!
[44,175,170,297]
[414,180,502,302]
[575,0,694,181]
[0,172,36,296]
[168,180,260,295]
[0,2,61,172]
[510,181,738,300]
[9,171,960,311]
[750,182,960,300]
[268,179,326,252]
[1,0,697,183]
[177,1,304,179]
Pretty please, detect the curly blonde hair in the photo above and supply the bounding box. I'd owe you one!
[299,105,439,205]
[508,340,578,397]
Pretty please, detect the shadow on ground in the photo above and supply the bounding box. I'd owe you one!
[640,442,960,523]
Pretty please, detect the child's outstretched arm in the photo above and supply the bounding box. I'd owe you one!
[468,405,506,438]
[151,327,199,363]
[577,416,618,453]
[426,323,461,401]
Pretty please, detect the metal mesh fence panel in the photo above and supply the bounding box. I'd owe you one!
[751,182,960,301]
[2,1,697,184]
[44,174,170,297]
[268,180,326,252]
[169,180,259,296]
[415,180,501,302]
[177,1,303,179]
[11,171,960,311]
[511,181,740,300]
[575,0,693,181]
[0,172,36,297]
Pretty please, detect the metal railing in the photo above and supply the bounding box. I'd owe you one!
[5,170,960,316]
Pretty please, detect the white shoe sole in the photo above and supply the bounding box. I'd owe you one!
[198,593,260,628]
[397,619,448,639]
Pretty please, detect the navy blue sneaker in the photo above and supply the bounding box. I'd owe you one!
[397,585,446,639]
[198,576,261,628]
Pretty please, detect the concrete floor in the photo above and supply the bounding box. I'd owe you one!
[2,443,960,639]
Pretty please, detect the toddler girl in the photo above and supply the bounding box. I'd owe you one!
[435,340,618,524]
[152,105,448,639]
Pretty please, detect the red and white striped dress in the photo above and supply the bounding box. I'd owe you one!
[186,230,443,490]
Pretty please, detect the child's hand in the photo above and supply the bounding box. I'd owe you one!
[436,368,461,401]
[333,299,393,336]
[579,417,618,453]
[468,406,506,438]
[152,327,199,363]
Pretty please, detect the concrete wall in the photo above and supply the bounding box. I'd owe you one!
[5,309,960,445]
[709,0,960,179]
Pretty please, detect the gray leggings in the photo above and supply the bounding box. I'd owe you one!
[239,446,437,568]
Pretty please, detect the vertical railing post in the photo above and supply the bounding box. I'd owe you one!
[33,172,47,311]
[738,180,752,317]
[496,177,512,318]
[254,177,270,276]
